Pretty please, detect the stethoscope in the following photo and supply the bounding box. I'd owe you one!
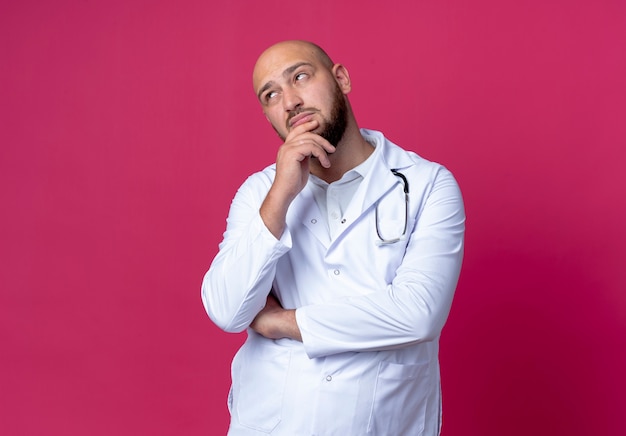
[375,169,409,245]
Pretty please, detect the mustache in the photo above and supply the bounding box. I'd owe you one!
[286,108,319,128]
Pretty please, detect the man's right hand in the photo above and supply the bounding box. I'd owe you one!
[260,119,335,238]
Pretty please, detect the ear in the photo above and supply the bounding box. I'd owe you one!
[332,64,352,94]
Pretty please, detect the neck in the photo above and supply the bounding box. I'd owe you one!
[310,123,373,183]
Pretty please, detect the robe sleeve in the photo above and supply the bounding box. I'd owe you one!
[201,170,292,333]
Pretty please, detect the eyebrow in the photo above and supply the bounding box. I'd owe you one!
[257,61,314,101]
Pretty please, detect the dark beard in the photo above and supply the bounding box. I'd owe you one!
[317,83,348,147]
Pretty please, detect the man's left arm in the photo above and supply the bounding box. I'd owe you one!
[252,167,465,358]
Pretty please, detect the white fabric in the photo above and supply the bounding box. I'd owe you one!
[202,129,465,435]
[308,145,372,239]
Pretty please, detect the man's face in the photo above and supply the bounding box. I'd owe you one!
[253,43,349,146]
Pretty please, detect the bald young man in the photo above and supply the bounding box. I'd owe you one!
[202,40,465,435]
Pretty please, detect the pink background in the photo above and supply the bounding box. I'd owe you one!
[1,0,625,434]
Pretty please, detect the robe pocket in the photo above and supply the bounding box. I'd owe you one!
[367,360,430,435]
[235,342,291,433]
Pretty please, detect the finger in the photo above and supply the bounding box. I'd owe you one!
[312,149,331,168]
[293,132,336,154]
[283,138,329,166]
[285,119,319,142]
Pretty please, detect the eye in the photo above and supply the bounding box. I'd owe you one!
[295,72,308,81]
[264,90,278,103]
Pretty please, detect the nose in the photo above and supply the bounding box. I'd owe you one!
[282,86,303,112]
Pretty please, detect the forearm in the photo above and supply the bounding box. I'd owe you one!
[202,200,291,332]
[250,294,302,341]
[296,267,460,358]
[201,169,296,332]
[259,188,289,239]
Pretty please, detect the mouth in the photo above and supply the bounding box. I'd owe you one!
[288,110,316,129]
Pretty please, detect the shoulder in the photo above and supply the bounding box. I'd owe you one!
[228,164,277,207]
[363,128,451,176]
[363,129,462,203]
[238,163,276,190]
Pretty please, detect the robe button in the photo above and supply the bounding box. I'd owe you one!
[333,269,340,276]
[326,375,332,382]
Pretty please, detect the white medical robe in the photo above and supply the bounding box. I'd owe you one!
[202,129,465,435]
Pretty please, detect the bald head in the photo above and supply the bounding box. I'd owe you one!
[253,40,334,95]
[249,40,367,156]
